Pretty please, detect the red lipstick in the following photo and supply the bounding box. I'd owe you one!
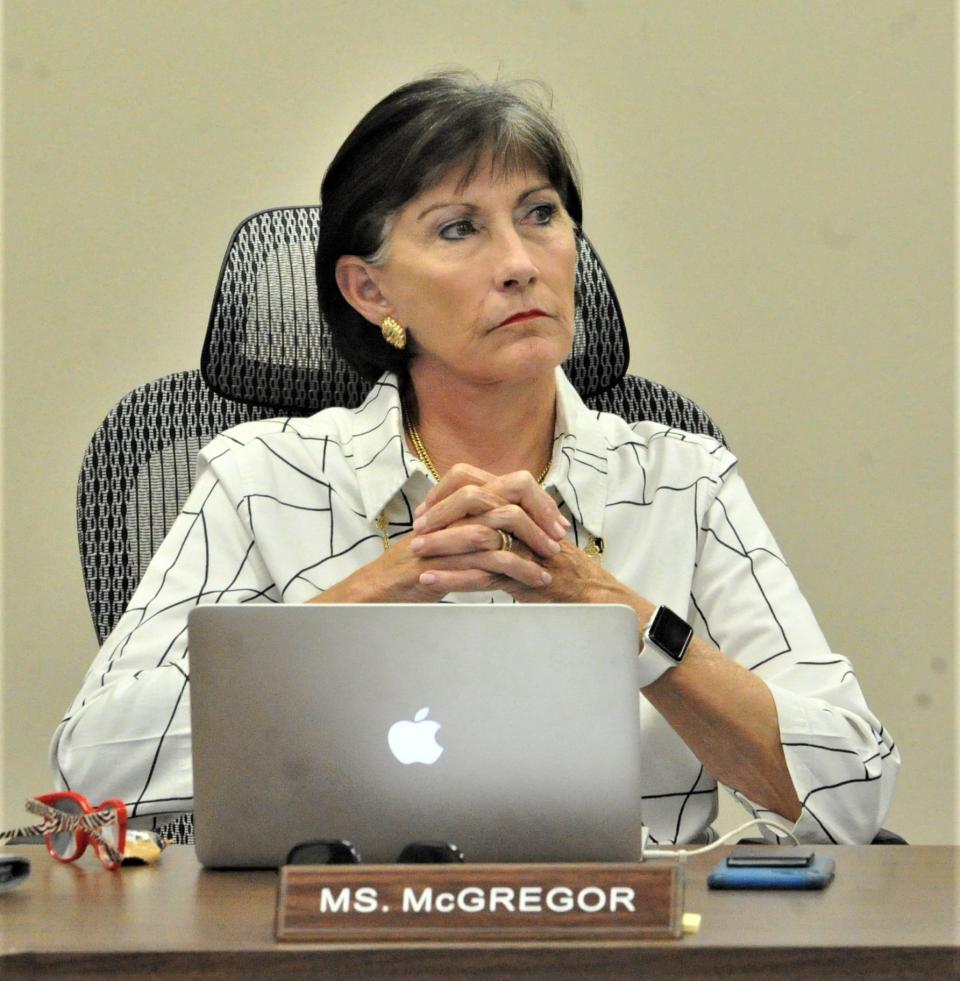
[497,309,547,328]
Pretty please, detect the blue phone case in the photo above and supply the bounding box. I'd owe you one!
[707,854,835,890]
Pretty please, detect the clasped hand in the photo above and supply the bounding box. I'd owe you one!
[399,463,613,603]
[319,463,627,605]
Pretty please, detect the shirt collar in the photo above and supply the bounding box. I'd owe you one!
[350,374,429,522]
[351,369,609,539]
[549,368,608,540]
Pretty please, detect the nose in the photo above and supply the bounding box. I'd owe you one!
[493,227,539,291]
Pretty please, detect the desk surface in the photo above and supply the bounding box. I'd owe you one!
[1,845,957,979]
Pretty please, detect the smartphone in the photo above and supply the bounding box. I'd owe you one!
[708,852,835,890]
[726,845,815,868]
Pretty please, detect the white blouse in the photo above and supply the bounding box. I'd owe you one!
[51,369,899,844]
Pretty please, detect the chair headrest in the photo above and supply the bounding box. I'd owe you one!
[202,207,629,411]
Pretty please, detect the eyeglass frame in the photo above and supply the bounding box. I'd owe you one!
[0,792,128,871]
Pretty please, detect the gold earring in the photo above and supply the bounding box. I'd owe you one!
[380,315,407,350]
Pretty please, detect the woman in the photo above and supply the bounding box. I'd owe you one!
[51,72,898,845]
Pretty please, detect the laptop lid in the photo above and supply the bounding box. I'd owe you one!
[188,603,643,867]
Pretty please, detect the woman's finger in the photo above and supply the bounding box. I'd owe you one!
[418,548,553,591]
[410,525,504,559]
[414,473,568,541]
[487,471,570,540]
[411,506,561,560]
[415,463,497,516]
[412,483,509,532]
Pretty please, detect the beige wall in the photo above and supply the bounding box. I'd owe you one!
[3,1,955,842]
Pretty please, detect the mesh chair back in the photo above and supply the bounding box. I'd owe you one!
[589,375,725,442]
[201,207,630,411]
[76,371,288,645]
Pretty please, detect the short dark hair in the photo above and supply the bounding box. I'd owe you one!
[315,70,583,382]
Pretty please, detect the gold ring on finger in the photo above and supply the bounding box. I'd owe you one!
[497,529,513,552]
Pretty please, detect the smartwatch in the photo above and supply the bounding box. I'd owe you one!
[637,605,693,688]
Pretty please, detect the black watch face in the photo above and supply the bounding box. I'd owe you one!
[650,606,693,662]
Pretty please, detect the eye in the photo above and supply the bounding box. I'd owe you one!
[524,202,558,226]
[439,219,477,241]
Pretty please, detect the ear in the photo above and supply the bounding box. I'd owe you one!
[335,256,393,327]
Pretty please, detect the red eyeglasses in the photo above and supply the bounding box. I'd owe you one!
[0,792,128,871]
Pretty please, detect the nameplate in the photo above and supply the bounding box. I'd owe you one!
[276,862,683,943]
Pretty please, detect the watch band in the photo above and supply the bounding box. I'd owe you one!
[637,605,693,689]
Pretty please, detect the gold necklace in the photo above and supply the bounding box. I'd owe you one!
[373,424,603,561]
[406,422,551,485]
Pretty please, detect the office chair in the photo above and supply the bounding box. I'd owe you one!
[77,206,902,846]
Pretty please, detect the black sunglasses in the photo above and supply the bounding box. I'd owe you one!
[285,838,464,866]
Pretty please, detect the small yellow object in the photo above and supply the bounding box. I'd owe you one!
[121,830,168,866]
[682,912,702,934]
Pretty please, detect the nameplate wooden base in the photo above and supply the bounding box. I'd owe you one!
[276,862,684,944]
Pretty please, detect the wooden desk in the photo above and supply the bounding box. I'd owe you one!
[1,845,957,979]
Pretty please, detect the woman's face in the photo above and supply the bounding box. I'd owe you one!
[370,160,577,389]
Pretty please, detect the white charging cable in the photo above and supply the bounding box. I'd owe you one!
[643,818,799,861]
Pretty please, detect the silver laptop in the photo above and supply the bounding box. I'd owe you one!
[188,603,644,867]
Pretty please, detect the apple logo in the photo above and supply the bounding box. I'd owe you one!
[387,707,444,765]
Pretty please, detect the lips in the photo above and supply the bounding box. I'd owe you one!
[496,309,548,328]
